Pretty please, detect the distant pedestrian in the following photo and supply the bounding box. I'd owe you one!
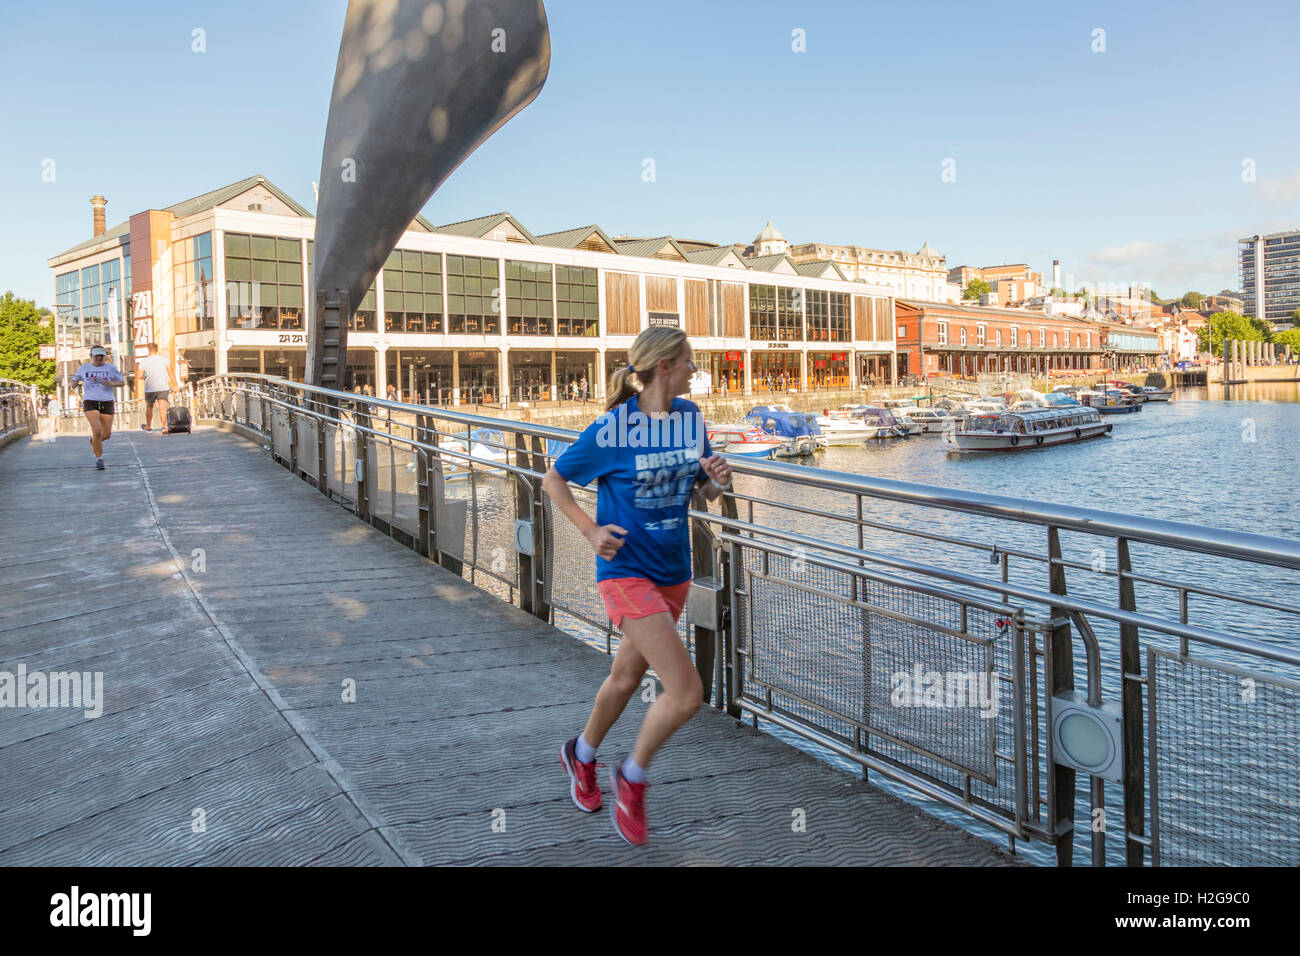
[71,346,125,470]
[720,375,728,397]
[44,395,61,443]
[580,375,589,401]
[136,343,176,433]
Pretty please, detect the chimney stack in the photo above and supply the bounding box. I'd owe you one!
[91,195,107,237]
[1052,259,1061,290]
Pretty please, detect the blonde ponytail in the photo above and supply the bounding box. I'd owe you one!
[604,326,688,412]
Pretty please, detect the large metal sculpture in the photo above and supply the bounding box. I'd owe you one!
[308,0,551,388]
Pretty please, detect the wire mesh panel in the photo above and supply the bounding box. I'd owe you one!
[296,416,319,480]
[1149,648,1300,866]
[543,488,610,632]
[247,393,263,431]
[737,547,1002,783]
[366,435,396,524]
[390,443,420,535]
[271,407,291,462]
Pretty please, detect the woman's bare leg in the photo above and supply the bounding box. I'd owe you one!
[100,413,114,441]
[581,636,649,751]
[85,410,103,457]
[619,612,702,770]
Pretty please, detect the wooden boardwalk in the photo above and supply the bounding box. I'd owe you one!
[0,427,1018,866]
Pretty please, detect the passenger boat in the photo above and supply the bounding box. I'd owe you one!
[945,406,1112,452]
[706,423,781,459]
[744,405,822,456]
[1079,388,1142,414]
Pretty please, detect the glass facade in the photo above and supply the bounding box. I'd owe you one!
[446,254,500,334]
[174,233,214,333]
[306,239,375,330]
[384,249,443,333]
[57,259,124,351]
[804,290,849,342]
[555,265,598,336]
[56,269,81,347]
[749,284,803,341]
[226,232,305,329]
[505,260,553,335]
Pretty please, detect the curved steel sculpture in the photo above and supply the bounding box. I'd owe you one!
[308,0,551,387]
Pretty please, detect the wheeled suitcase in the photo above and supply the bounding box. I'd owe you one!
[166,405,192,434]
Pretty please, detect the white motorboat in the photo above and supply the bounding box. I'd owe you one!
[815,414,879,445]
[900,407,952,434]
[963,397,1008,415]
[706,423,782,459]
[1140,386,1172,402]
[945,406,1112,452]
[439,427,509,479]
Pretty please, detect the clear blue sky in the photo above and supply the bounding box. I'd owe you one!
[3,0,1298,305]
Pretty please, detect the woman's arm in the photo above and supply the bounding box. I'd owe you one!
[541,466,627,560]
[695,453,733,503]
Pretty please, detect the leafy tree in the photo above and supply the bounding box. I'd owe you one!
[0,292,55,392]
[1180,291,1205,309]
[1273,327,1300,353]
[962,278,991,300]
[1048,286,1067,299]
[1292,307,1300,324]
[1197,311,1269,356]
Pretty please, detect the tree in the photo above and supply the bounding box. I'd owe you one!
[962,279,991,300]
[1048,286,1067,299]
[1197,311,1268,356]
[1292,307,1300,324]
[1180,291,1205,309]
[1273,328,1300,353]
[0,292,55,392]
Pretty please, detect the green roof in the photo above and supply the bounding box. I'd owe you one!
[744,253,798,273]
[433,211,538,242]
[613,236,690,260]
[684,246,744,267]
[534,224,622,252]
[794,259,847,280]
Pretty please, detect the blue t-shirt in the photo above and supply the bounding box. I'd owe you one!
[554,395,713,586]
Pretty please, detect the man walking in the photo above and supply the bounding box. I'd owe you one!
[136,343,177,433]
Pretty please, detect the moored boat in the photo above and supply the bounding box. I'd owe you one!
[945,406,1112,452]
[1140,386,1172,401]
[744,405,821,457]
[706,423,781,459]
[1079,388,1142,414]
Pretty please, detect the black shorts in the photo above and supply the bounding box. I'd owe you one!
[145,390,170,406]
[84,400,115,415]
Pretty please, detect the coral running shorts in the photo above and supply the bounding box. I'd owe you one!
[598,577,691,629]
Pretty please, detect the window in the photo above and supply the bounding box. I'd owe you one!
[1010,326,1018,347]
[384,249,443,333]
[899,324,908,339]
[445,254,501,334]
[504,260,552,336]
[305,240,375,330]
[555,265,598,336]
[777,287,803,340]
[936,323,947,345]
[56,269,82,348]
[1038,327,1046,347]
[995,329,1002,347]
[1087,332,1092,348]
[225,232,305,330]
[1052,332,1059,347]
[960,327,968,346]
[804,290,846,341]
[748,285,777,340]
[174,233,214,333]
[977,324,986,346]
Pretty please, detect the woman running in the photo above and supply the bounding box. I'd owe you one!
[543,327,733,845]
[70,345,126,470]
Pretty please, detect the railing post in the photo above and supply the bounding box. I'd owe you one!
[1046,525,1077,866]
[720,492,742,719]
[530,435,551,622]
[354,401,371,521]
[690,488,717,703]
[515,432,538,616]
[1117,537,1146,865]
[415,413,433,559]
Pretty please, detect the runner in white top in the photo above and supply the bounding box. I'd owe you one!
[70,346,126,469]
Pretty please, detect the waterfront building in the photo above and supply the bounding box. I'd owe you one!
[894,300,1162,379]
[781,228,956,301]
[1239,229,1300,328]
[47,176,898,405]
[947,263,1044,306]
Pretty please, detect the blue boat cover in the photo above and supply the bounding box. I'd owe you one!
[744,406,823,437]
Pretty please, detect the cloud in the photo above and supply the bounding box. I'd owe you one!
[1079,233,1238,294]
[1257,167,1300,205]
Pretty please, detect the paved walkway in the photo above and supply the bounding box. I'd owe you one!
[0,427,1017,865]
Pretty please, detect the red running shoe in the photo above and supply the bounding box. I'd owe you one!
[559,737,603,812]
[610,762,649,846]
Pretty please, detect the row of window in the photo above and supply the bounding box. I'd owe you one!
[934,323,1094,349]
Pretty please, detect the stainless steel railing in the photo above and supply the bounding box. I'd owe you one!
[195,373,1300,867]
[0,380,37,449]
